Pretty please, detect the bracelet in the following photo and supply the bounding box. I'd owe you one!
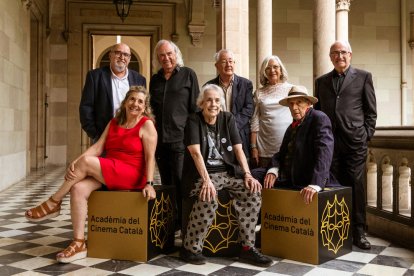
[146,181,154,186]
[250,144,257,149]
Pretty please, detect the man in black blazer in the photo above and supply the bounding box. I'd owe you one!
[253,85,340,204]
[79,43,146,141]
[314,40,377,249]
[205,49,254,158]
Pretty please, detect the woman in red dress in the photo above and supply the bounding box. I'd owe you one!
[24,86,157,263]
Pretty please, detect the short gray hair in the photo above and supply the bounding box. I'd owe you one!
[197,84,225,109]
[152,40,184,72]
[214,49,235,63]
[330,40,353,53]
[259,55,289,86]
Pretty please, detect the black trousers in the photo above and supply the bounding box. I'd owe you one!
[155,141,185,227]
[331,135,368,234]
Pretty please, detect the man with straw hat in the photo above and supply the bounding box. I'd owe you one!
[252,85,340,204]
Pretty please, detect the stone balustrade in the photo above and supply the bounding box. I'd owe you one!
[366,127,414,249]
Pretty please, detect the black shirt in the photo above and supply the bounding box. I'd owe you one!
[332,68,348,94]
[150,66,200,143]
[182,111,243,195]
[205,123,226,173]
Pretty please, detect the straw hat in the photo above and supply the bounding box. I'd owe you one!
[279,85,318,107]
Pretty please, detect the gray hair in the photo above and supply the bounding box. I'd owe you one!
[197,84,225,109]
[259,55,289,86]
[330,40,353,53]
[152,40,184,72]
[214,49,235,63]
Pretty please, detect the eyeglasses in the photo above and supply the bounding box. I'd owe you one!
[112,50,131,59]
[330,50,349,57]
[219,60,235,65]
[265,65,280,71]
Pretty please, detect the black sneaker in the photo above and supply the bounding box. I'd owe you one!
[179,247,206,265]
[239,247,272,267]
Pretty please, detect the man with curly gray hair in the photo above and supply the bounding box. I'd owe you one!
[149,40,200,230]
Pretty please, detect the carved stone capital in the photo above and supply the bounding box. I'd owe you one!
[409,40,414,50]
[336,0,351,12]
[188,24,205,47]
[21,0,32,10]
[171,33,179,43]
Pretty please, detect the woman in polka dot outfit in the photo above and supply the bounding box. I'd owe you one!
[179,84,272,267]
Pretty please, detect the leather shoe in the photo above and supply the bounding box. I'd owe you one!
[179,247,206,265]
[239,247,272,267]
[353,234,371,249]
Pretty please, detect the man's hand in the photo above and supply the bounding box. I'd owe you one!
[264,173,277,189]
[300,186,317,204]
[199,180,217,202]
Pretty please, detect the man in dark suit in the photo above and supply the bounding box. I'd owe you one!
[314,40,377,249]
[205,49,254,158]
[79,43,146,141]
[253,85,340,204]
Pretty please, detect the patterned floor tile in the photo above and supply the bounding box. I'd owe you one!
[8,256,55,270]
[337,251,377,264]
[380,247,414,260]
[264,261,313,276]
[369,255,413,268]
[212,265,262,275]
[0,166,412,276]
[92,259,142,272]
[175,262,226,275]
[357,263,407,276]
[117,263,172,275]
[0,265,27,275]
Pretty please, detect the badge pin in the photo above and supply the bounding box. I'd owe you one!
[227,146,232,151]
[221,138,227,143]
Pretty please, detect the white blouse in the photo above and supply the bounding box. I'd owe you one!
[250,82,293,158]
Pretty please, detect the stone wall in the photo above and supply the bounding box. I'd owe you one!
[0,1,31,190]
[47,0,67,165]
[246,0,411,126]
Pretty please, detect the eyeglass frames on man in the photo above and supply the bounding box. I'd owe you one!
[112,50,131,58]
[330,51,349,57]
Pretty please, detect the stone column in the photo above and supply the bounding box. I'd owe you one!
[215,0,249,77]
[256,0,272,88]
[336,0,351,41]
[313,0,336,81]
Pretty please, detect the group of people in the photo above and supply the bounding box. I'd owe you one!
[24,39,376,265]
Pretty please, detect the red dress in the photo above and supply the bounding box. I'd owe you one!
[99,117,149,190]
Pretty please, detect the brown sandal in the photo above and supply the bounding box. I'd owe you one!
[25,196,62,222]
[56,238,87,263]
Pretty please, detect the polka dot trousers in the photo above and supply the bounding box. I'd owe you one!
[183,172,261,254]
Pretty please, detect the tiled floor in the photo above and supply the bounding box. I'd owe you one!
[0,166,413,275]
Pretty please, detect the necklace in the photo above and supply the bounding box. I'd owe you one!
[124,116,142,129]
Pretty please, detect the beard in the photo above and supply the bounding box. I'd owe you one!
[112,61,127,73]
